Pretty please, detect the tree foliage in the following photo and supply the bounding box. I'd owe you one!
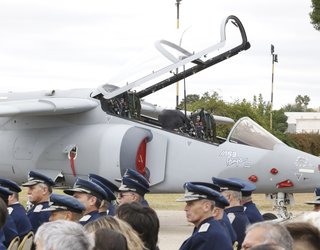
[283,94,314,112]
[287,133,320,156]
[310,0,320,31]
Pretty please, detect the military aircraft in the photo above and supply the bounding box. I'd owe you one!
[0,15,319,218]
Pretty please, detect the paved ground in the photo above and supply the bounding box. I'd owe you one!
[155,209,303,249]
[157,210,192,250]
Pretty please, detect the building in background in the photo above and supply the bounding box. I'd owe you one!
[285,112,320,133]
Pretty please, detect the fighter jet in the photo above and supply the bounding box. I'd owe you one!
[0,16,319,219]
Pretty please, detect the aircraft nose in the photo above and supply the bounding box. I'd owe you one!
[278,146,320,192]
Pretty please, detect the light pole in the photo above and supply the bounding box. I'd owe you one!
[270,44,278,130]
[175,0,182,108]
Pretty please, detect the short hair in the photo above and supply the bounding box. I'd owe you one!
[84,216,144,250]
[250,243,285,250]
[34,220,93,250]
[93,228,128,250]
[285,222,320,250]
[38,183,52,194]
[10,192,19,201]
[246,221,293,250]
[223,190,242,201]
[87,194,102,209]
[116,202,160,250]
[0,198,8,228]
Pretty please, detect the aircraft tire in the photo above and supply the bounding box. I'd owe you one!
[262,212,278,221]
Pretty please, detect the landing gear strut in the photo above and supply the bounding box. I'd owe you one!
[266,192,293,220]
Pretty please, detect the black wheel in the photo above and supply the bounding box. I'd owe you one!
[262,212,278,221]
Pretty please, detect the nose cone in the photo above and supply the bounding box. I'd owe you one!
[265,144,320,193]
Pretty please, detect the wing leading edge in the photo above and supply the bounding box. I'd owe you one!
[0,98,98,117]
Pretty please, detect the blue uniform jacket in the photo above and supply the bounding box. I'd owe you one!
[27,201,51,233]
[220,212,237,243]
[9,203,32,239]
[244,201,264,224]
[79,210,102,226]
[2,215,18,247]
[179,217,233,250]
[141,198,149,207]
[225,206,250,250]
[107,202,117,216]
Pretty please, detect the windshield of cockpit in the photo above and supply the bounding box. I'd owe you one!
[228,117,284,150]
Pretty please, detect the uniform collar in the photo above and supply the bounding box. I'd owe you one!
[225,205,244,213]
[195,216,215,231]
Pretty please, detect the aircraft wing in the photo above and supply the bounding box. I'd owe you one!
[0,98,98,117]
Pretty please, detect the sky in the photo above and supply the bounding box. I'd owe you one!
[0,0,319,110]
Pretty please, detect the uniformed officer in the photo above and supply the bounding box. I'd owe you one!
[176,182,233,250]
[64,178,107,225]
[213,193,238,246]
[212,177,250,250]
[117,169,150,206]
[229,178,264,223]
[88,173,118,216]
[0,178,32,240]
[42,193,85,222]
[22,171,55,233]
[0,186,19,248]
[188,181,237,244]
[305,187,320,211]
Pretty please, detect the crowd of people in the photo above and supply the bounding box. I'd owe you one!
[0,169,320,250]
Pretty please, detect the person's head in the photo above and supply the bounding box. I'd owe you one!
[212,177,244,207]
[0,198,8,229]
[242,221,293,250]
[185,181,226,220]
[176,182,220,227]
[184,199,214,226]
[34,220,94,250]
[84,216,144,250]
[117,191,142,205]
[285,222,320,250]
[222,190,242,206]
[64,178,107,214]
[228,177,257,205]
[212,194,229,220]
[22,171,55,205]
[42,193,85,222]
[249,243,285,250]
[0,178,21,204]
[116,202,159,250]
[0,186,13,205]
[93,228,128,250]
[8,192,19,205]
[117,169,149,206]
[88,174,118,212]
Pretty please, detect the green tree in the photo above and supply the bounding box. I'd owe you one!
[272,108,288,133]
[182,94,200,104]
[295,94,310,111]
[310,0,320,31]
[284,95,313,112]
[283,103,303,112]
